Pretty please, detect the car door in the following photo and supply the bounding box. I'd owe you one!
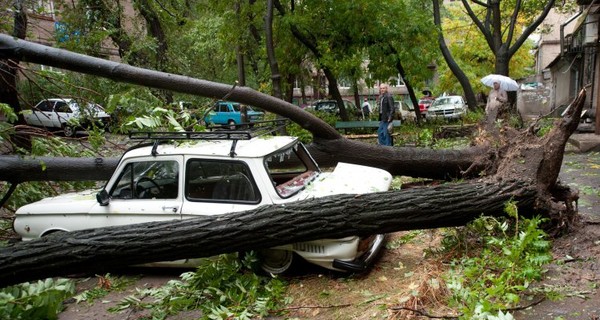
[26,100,53,126]
[52,100,75,128]
[89,156,184,227]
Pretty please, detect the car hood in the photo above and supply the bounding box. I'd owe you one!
[298,162,392,199]
[16,189,99,214]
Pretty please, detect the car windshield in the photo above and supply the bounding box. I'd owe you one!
[432,97,461,106]
[264,142,320,198]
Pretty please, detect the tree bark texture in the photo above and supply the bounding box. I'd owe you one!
[0,156,119,183]
[0,181,536,287]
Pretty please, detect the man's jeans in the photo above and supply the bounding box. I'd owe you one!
[378,121,392,146]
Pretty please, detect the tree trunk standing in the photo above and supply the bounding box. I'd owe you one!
[324,68,351,120]
[1,0,30,150]
[390,47,422,122]
[282,6,350,121]
[433,0,478,111]
[265,0,282,99]
[0,181,537,287]
[353,80,361,114]
[235,1,246,87]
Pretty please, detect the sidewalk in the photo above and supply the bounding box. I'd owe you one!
[567,133,600,152]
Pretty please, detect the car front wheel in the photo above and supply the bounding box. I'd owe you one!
[258,249,295,275]
[63,124,75,137]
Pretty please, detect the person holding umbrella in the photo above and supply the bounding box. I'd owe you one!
[481,74,518,124]
[486,81,508,123]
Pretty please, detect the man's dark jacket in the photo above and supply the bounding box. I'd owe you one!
[379,93,395,122]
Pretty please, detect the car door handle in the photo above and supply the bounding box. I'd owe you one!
[162,206,179,213]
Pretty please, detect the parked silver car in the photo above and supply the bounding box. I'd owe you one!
[426,95,467,120]
[24,98,111,137]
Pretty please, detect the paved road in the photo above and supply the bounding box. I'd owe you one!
[559,148,600,221]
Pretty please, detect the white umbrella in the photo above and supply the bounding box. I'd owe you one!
[480,74,519,91]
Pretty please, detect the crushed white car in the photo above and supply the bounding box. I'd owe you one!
[14,128,392,274]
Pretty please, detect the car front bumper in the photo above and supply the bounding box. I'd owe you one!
[332,233,386,272]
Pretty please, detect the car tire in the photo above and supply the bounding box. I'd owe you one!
[227,120,236,130]
[63,125,75,137]
[258,249,295,275]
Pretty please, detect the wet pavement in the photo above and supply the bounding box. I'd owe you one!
[559,147,600,221]
[514,147,600,320]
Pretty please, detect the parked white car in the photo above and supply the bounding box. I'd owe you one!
[426,95,467,120]
[14,129,392,274]
[24,98,111,137]
[394,101,417,122]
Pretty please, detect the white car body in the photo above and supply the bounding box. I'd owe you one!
[24,98,111,136]
[14,133,392,274]
[394,101,417,122]
[426,95,467,120]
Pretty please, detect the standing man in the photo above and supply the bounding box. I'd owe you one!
[485,81,507,124]
[377,83,395,146]
[362,97,372,120]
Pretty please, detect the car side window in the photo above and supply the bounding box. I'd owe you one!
[110,160,179,199]
[54,101,72,113]
[37,101,53,112]
[186,159,259,203]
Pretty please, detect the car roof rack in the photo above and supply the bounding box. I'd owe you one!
[128,119,289,157]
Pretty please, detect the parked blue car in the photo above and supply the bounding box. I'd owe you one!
[204,101,265,127]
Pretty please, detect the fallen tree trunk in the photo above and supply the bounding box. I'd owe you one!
[0,156,118,183]
[0,181,536,287]
[0,143,484,183]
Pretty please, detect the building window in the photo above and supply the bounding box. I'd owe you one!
[34,0,55,17]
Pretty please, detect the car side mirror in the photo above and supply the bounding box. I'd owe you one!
[96,189,110,206]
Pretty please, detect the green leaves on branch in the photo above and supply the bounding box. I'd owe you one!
[0,278,75,320]
[111,253,288,319]
[442,202,552,319]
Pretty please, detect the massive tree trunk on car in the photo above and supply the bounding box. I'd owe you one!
[0,180,538,287]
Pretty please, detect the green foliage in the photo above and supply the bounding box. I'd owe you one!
[285,122,313,144]
[0,278,75,320]
[441,202,553,319]
[534,118,556,137]
[386,230,423,250]
[434,2,536,96]
[73,274,137,304]
[111,253,288,319]
[0,103,17,124]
